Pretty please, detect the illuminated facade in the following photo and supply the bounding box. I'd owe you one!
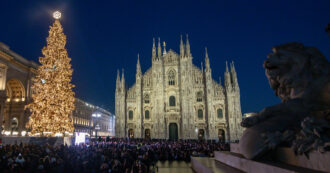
[73,98,115,137]
[115,36,243,141]
[0,42,114,137]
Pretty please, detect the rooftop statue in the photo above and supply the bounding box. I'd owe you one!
[239,42,330,159]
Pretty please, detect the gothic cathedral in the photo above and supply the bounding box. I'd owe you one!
[115,35,243,141]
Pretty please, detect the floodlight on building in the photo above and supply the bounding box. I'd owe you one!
[21,131,27,136]
[65,131,73,136]
[55,133,63,137]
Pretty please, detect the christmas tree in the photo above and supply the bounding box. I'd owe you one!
[26,12,75,136]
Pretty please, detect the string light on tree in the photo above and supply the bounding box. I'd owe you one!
[26,11,75,136]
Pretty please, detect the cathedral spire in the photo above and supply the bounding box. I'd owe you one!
[201,62,203,72]
[121,68,125,89]
[225,61,231,88]
[157,37,162,58]
[136,54,142,78]
[230,61,236,73]
[180,35,185,57]
[152,38,156,61]
[205,47,210,69]
[116,69,120,84]
[116,69,121,91]
[231,61,239,89]
[163,41,167,55]
[185,34,191,57]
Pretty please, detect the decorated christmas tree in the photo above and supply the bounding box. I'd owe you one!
[26,11,75,136]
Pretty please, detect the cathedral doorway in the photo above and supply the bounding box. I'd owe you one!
[169,123,178,140]
[128,129,134,138]
[218,129,225,142]
[145,129,151,139]
[198,129,205,140]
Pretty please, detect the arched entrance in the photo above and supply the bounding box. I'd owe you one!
[4,79,25,132]
[128,129,134,138]
[145,129,151,139]
[218,129,225,142]
[6,79,25,101]
[169,123,178,140]
[198,129,205,140]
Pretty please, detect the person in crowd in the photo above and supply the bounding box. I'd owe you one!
[0,138,229,173]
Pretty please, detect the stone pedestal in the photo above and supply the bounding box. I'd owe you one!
[230,143,240,154]
[211,144,330,172]
[214,151,320,173]
[275,147,330,172]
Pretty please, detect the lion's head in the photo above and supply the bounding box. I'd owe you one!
[264,42,329,102]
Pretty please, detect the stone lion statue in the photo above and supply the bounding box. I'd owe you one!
[239,42,330,159]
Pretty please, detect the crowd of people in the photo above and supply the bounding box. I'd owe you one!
[0,138,229,173]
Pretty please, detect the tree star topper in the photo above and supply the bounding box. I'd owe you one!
[53,11,61,19]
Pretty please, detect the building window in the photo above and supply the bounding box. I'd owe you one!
[168,70,175,85]
[145,110,150,120]
[169,96,176,106]
[198,109,203,119]
[129,110,133,120]
[144,94,150,104]
[217,109,223,119]
[196,91,203,102]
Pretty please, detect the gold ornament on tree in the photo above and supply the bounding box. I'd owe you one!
[26,11,75,136]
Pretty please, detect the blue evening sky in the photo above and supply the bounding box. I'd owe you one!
[1,0,329,113]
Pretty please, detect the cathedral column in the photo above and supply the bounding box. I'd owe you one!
[0,91,6,135]
[0,64,7,136]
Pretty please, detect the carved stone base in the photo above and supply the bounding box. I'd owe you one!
[214,151,321,173]
[276,147,330,172]
[230,143,330,172]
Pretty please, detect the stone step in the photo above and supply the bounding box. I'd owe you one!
[153,161,193,173]
[191,157,243,173]
[214,151,324,173]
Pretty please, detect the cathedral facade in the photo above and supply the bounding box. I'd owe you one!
[115,36,243,141]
